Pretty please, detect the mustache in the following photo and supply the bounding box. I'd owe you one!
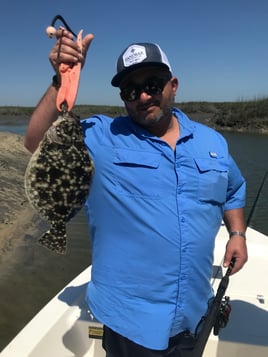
[136,100,160,111]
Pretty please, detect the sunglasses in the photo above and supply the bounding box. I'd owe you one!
[120,74,172,102]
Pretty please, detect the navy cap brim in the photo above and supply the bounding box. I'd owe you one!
[111,62,171,87]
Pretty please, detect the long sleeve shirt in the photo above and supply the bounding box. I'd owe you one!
[82,108,246,349]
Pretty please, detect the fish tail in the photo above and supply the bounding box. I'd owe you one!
[38,224,67,254]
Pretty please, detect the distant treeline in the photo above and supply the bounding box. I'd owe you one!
[1,97,268,132]
[178,98,268,132]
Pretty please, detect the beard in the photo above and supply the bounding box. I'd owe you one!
[126,95,175,131]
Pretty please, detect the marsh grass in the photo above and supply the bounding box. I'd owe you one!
[1,97,267,132]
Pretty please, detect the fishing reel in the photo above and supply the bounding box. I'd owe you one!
[213,296,232,335]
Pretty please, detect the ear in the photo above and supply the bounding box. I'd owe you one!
[171,77,179,93]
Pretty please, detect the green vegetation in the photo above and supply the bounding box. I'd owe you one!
[0,106,34,117]
[1,97,268,133]
[0,105,127,121]
[73,105,127,118]
[178,98,268,131]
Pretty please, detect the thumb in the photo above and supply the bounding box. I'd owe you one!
[223,250,232,268]
[81,33,94,68]
[83,33,94,56]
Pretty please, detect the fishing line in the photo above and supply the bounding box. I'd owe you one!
[212,171,268,283]
[46,15,77,38]
[246,170,268,228]
[214,170,268,279]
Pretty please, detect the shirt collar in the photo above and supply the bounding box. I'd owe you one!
[127,107,196,140]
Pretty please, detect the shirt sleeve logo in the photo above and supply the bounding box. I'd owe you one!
[209,151,218,158]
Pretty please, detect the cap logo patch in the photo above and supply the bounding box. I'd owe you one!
[122,45,147,67]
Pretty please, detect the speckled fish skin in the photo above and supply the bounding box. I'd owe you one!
[24,112,94,254]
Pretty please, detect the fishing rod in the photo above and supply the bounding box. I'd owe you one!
[178,258,235,357]
[246,170,268,228]
[179,171,268,356]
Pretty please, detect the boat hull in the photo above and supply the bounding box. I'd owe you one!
[1,226,268,356]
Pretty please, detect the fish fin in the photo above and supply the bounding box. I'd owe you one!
[38,225,67,254]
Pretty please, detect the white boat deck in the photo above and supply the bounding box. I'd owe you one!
[204,226,268,356]
[1,226,268,357]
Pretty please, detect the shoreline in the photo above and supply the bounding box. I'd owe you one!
[1,115,268,135]
[0,116,30,126]
[0,132,40,259]
[0,126,266,258]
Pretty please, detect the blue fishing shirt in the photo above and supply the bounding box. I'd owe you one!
[82,108,245,350]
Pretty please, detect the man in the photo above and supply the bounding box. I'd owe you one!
[25,30,248,357]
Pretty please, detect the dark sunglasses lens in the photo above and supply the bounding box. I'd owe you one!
[122,87,138,102]
[145,79,164,96]
[121,76,170,102]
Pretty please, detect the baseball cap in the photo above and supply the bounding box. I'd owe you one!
[111,43,172,87]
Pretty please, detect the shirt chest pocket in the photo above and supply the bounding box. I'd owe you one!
[194,158,229,204]
[112,149,162,198]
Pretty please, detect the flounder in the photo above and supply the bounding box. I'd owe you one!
[24,112,94,254]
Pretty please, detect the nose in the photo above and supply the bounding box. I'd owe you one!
[138,90,152,101]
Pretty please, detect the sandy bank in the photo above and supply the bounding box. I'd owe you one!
[0,132,40,257]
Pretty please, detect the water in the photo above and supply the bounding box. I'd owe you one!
[0,127,267,351]
[0,125,27,135]
[221,131,268,234]
[0,210,91,351]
